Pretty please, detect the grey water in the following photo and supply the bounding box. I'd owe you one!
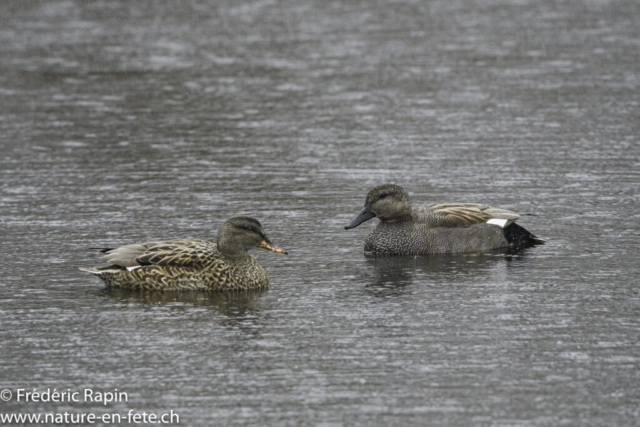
[1,0,639,425]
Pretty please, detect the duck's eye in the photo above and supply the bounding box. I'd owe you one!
[379,193,388,199]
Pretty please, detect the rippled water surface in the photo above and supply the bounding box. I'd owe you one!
[1,1,639,426]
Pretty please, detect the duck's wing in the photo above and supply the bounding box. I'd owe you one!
[98,239,221,269]
[414,203,521,228]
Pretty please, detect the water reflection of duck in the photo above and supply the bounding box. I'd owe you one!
[345,184,544,256]
[81,217,287,291]
[363,247,535,294]
[101,287,267,318]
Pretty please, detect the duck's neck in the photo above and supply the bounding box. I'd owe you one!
[217,235,252,260]
[377,200,412,224]
[381,210,412,224]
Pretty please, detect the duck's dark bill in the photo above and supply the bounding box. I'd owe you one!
[344,207,376,230]
[258,240,288,254]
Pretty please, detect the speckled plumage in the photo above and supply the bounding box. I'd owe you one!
[346,184,543,256]
[81,217,286,291]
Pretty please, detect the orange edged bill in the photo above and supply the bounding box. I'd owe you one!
[257,238,288,255]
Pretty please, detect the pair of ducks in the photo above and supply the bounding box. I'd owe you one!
[82,184,544,291]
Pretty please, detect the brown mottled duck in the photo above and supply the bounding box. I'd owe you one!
[345,184,544,256]
[81,217,287,291]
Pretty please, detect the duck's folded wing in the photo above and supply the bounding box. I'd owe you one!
[100,239,219,269]
[416,203,521,228]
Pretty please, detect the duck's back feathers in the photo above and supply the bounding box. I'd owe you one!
[96,239,221,269]
[414,203,521,228]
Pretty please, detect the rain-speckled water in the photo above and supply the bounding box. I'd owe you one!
[1,1,639,426]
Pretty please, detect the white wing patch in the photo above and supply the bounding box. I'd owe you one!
[487,218,509,228]
[126,266,141,272]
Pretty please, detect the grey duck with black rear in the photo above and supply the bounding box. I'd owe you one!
[81,217,287,291]
[345,184,544,256]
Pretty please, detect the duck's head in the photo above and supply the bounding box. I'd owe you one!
[344,184,411,229]
[218,216,288,255]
